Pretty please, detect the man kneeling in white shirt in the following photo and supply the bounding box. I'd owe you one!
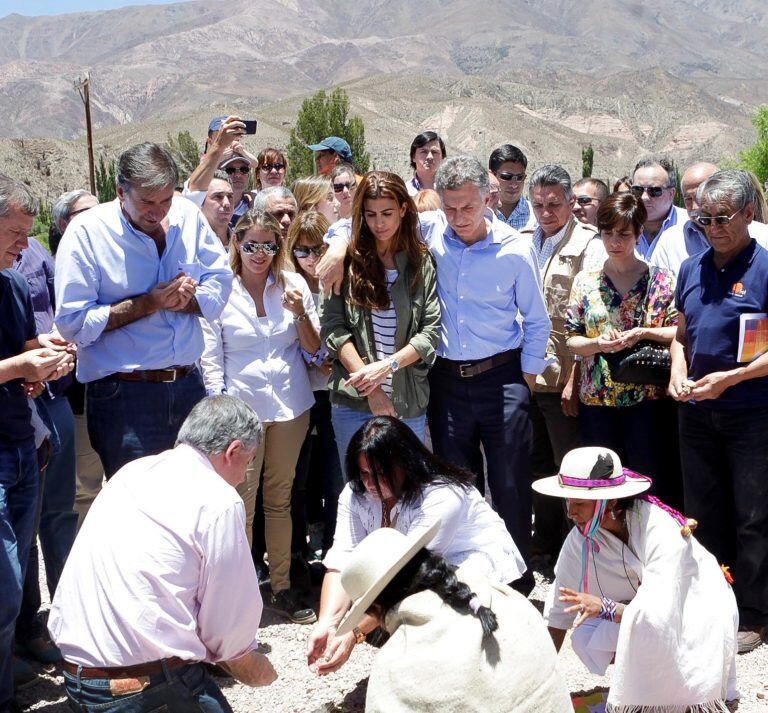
[48,395,276,712]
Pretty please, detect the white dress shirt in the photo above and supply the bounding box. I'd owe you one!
[48,445,262,667]
[200,270,318,422]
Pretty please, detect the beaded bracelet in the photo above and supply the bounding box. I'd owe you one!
[599,597,617,622]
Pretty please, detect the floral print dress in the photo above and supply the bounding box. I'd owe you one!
[565,266,678,407]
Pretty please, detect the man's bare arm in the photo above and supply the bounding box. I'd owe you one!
[104,294,158,332]
[220,650,277,687]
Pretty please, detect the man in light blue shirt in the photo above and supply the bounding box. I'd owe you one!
[54,143,232,478]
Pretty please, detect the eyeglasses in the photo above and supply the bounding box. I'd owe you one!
[241,241,279,256]
[496,171,526,183]
[260,163,285,172]
[696,208,743,227]
[269,209,296,221]
[630,185,669,198]
[575,195,596,206]
[333,181,355,193]
[293,245,327,259]
[225,166,251,175]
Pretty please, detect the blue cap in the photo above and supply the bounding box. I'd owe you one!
[208,115,228,133]
[306,136,352,162]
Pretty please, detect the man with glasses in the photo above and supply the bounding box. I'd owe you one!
[670,169,768,654]
[630,158,687,259]
[253,187,298,240]
[306,137,353,176]
[488,144,537,231]
[571,177,608,227]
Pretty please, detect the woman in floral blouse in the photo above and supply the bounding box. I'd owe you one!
[565,193,679,493]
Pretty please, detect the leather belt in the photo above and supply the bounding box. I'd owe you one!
[113,365,196,383]
[437,349,520,378]
[63,657,189,679]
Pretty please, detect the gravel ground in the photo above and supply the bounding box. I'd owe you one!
[18,562,768,712]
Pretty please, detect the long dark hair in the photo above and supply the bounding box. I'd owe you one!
[348,171,426,310]
[373,549,498,638]
[345,416,475,505]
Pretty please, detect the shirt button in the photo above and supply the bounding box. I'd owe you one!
[460,295,465,300]
[460,319,465,324]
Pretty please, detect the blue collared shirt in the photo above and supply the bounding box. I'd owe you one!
[54,197,233,382]
[637,205,687,260]
[495,196,537,232]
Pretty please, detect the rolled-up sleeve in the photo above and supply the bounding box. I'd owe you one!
[200,317,226,395]
[515,244,551,374]
[194,216,233,322]
[408,255,441,366]
[320,289,354,358]
[323,486,369,572]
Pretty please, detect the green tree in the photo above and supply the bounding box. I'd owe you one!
[286,88,370,182]
[95,154,117,203]
[165,130,200,182]
[739,105,768,183]
[581,145,594,177]
[30,201,52,248]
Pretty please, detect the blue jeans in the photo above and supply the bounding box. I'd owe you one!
[0,439,39,709]
[63,662,232,712]
[87,369,206,479]
[331,405,426,477]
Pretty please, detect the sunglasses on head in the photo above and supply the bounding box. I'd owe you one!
[261,163,285,172]
[696,208,743,227]
[575,195,596,206]
[630,184,668,198]
[225,166,251,175]
[333,181,355,193]
[293,245,327,259]
[496,171,526,183]
[241,241,279,256]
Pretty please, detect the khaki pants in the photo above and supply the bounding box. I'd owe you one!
[74,412,104,530]
[237,411,310,593]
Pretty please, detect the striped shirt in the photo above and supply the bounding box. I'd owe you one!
[370,269,398,395]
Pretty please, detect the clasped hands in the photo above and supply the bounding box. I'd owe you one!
[596,327,646,354]
[149,272,197,312]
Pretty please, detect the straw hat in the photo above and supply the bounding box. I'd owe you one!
[532,447,651,500]
[336,520,441,637]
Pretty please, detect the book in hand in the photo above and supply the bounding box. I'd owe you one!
[737,313,768,363]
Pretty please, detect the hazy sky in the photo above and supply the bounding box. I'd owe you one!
[0,0,181,16]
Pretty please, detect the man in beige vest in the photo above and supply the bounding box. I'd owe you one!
[522,165,606,561]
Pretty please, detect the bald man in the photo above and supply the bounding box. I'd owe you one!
[651,161,768,274]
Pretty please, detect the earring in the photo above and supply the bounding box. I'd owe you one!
[610,509,617,520]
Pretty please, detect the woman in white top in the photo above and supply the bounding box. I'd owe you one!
[200,209,319,625]
[306,415,526,676]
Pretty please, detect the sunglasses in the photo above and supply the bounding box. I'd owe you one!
[225,166,251,175]
[241,241,279,256]
[496,171,526,183]
[260,163,285,172]
[333,181,355,193]
[293,245,327,259]
[696,208,743,227]
[575,195,596,206]
[269,209,296,221]
[630,185,669,198]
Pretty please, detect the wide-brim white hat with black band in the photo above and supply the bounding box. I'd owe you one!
[532,447,651,500]
[336,520,441,637]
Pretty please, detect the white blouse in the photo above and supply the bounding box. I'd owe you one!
[324,481,526,584]
[200,270,318,423]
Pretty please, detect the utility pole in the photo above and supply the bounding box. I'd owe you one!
[74,74,96,195]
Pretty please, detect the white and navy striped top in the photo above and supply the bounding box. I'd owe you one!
[370,268,398,395]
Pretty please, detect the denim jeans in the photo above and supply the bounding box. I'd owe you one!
[331,405,426,476]
[679,403,768,628]
[63,662,232,712]
[87,369,206,479]
[0,438,39,709]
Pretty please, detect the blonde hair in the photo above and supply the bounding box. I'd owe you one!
[291,175,333,213]
[413,189,442,213]
[230,209,286,287]
[285,211,330,277]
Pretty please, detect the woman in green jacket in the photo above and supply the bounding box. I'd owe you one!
[320,171,440,468]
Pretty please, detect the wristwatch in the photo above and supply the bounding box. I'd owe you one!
[294,313,309,323]
[352,626,366,645]
[389,358,400,373]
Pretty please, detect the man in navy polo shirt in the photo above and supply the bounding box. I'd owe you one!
[670,169,768,654]
[0,174,75,713]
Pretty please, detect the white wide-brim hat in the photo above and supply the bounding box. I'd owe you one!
[532,447,651,500]
[336,520,441,637]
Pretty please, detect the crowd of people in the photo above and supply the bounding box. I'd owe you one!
[0,116,766,713]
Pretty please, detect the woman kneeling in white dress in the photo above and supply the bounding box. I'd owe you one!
[534,447,738,713]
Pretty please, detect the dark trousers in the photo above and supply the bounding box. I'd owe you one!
[679,403,768,628]
[530,392,581,558]
[87,369,206,479]
[428,354,533,581]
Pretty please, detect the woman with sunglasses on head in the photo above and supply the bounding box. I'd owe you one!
[254,148,287,192]
[292,175,339,224]
[200,209,320,625]
[330,162,357,219]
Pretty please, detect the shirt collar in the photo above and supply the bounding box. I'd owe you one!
[445,208,502,248]
[704,237,758,270]
[533,218,570,251]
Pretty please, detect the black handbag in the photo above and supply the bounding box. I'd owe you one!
[603,274,672,387]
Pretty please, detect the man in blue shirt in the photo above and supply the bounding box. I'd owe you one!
[488,144,537,232]
[54,143,233,478]
[670,169,768,654]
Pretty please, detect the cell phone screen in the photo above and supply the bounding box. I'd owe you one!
[243,120,257,135]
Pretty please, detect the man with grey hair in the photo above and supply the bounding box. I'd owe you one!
[253,186,297,240]
[521,165,605,561]
[317,155,550,592]
[54,142,233,479]
[49,189,98,255]
[670,168,768,653]
[49,395,277,711]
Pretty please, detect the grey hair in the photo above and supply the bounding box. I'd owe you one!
[176,394,262,455]
[212,169,232,186]
[632,157,677,188]
[116,142,179,193]
[0,173,39,218]
[52,189,94,229]
[252,186,295,211]
[696,169,757,213]
[435,155,489,195]
[528,165,573,200]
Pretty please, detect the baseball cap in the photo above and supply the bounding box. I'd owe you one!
[208,115,228,133]
[306,136,352,163]
[219,154,253,169]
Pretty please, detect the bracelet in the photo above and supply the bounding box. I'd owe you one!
[352,626,366,645]
[599,597,617,622]
[294,313,309,323]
